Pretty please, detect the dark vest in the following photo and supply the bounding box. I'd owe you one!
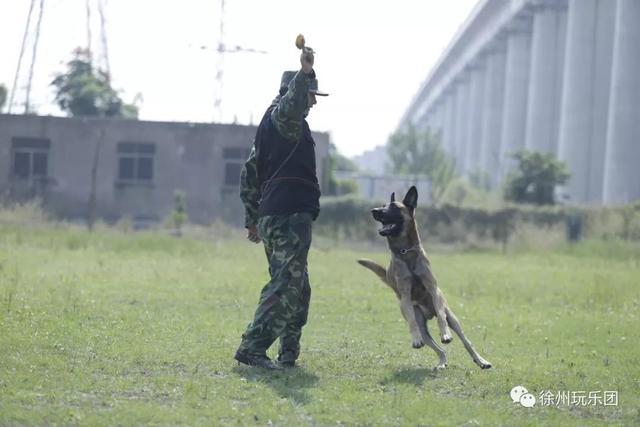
[255,107,321,219]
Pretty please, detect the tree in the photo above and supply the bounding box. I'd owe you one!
[87,128,106,231]
[322,143,359,196]
[332,146,359,173]
[387,125,456,203]
[504,149,570,205]
[50,48,138,118]
[51,49,139,230]
[0,83,7,112]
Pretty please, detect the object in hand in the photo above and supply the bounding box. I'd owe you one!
[295,34,306,50]
[295,33,314,54]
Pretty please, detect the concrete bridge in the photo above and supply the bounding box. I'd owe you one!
[399,0,640,205]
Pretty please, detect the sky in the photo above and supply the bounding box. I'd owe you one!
[0,0,478,157]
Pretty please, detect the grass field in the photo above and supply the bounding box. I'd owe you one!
[1,222,639,426]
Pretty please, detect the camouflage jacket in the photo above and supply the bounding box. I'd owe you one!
[239,145,260,228]
[239,70,315,228]
[270,70,315,141]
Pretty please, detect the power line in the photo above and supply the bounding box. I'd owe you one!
[97,0,111,82]
[25,0,46,113]
[86,0,92,60]
[8,0,36,113]
[213,0,225,122]
[9,0,45,114]
[8,0,113,115]
[211,0,267,123]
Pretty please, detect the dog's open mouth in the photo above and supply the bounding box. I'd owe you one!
[378,221,401,236]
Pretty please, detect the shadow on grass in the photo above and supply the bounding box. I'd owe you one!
[381,366,439,387]
[233,365,319,405]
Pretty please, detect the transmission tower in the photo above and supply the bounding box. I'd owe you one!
[8,0,45,114]
[8,0,111,115]
[96,0,111,82]
[85,0,111,77]
[213,0,225,122]
[210,0,266,122]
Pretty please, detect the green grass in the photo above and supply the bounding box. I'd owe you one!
[0,223,639,426]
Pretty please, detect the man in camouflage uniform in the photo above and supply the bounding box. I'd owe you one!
[235,44,328,370]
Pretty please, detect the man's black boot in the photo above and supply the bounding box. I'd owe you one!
[235,351,283,370]
[277,360,295,368]
[276,354,296,368]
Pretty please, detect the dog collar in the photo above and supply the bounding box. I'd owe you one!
[396,245,420,255]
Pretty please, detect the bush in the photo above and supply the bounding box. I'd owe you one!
[504,149,569,205]
[315,196,379,242]
[334,178,358,196]
[165,190,188,236]
[439,178,500,208]
[315,197,640,249]
[0,199,51,225]
[0,83,7,112]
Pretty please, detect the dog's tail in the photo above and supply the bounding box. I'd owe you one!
[357,259,389,285]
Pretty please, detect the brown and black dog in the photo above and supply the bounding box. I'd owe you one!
[358,186,491,370]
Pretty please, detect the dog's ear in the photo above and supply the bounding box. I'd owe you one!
[402,186,418,211]
[390,192,395,203]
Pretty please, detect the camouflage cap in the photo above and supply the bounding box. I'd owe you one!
[280,70,329,96]
[309,78,329,96]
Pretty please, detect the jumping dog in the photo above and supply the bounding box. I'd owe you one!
[358,186,492,370]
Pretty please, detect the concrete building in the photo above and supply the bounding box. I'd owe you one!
[0,114,330,225]
[399,0,640,205]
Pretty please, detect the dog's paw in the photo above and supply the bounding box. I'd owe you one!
[441,334,453,344]
[411,338,425,349]
[433,362,447,371]
[475,358,492,369]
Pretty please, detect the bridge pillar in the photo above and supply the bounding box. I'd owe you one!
[557,0,616,203]
[465,60,487,176]
[453,75,471,174]
[499,12,533,179]
[525,0,567,155]
[431,99,445,142]
[480,37,507,189]
[603,0,640,204]
[442,88,457,158]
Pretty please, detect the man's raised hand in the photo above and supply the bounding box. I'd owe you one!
[296,34,314,74]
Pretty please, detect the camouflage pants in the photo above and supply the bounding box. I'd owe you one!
[237,212,312,362]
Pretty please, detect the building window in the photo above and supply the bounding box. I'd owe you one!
[11,137,50,180]
[117,142,155,183]
[223,147,252,186]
